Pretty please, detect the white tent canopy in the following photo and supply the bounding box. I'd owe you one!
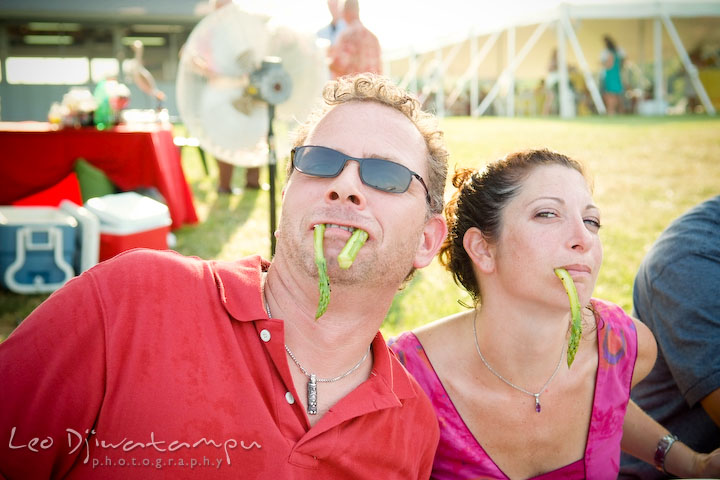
[384,0,720,117]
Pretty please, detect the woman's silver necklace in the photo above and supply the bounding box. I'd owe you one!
[263,291,371,415]
[472,310,565,413]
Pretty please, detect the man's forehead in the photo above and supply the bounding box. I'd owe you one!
[308,102,421,146]
[305,103,427,170]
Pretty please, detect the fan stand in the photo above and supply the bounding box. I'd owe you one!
[266,103,278,257]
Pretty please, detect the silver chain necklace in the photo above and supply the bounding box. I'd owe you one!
[472,310,565,413]
[263,289,371,415]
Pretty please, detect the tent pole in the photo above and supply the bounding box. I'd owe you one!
[476,21,550,117]
[418,39,465,113]
[446,30,500,116]
[470,34,479,117]
[435,48,445,118]
[654,18,665,110]
[561,14,606,115]
[398,48,420,93]
[660,13,715,115]
[507,27,515,117]
[556,15,571,118]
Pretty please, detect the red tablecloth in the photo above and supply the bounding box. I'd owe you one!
[0,122,198,230]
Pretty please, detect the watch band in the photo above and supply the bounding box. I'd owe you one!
[654,433,679,473]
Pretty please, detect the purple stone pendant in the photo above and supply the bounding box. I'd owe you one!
[534,394,541,413]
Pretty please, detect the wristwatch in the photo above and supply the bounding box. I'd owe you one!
[654,433,679,473]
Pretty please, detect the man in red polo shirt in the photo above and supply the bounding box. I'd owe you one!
[0,73,448,479]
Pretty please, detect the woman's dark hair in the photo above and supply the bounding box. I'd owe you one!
[603,35,617,52]
[438,148,588,303]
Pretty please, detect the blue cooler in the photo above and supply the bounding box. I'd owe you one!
[0,207,78,294]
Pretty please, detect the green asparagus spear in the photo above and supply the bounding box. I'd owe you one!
[314,224,330,319]
[313,225,369,319]
[337,229,369,269]
[554,268,582,368]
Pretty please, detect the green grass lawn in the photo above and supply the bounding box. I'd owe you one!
[1,115,719,341]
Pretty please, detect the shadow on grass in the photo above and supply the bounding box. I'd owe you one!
[0,291,49,340]
[174,186,261,259]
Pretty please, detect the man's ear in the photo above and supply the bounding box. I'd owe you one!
[463,227,495,273]
[413,214,448,269]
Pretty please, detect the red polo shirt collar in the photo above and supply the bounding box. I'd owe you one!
[209,255,419,430]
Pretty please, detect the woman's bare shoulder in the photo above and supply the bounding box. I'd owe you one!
[414,310,472,353]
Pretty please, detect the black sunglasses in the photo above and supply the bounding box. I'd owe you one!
[291,145,431,205]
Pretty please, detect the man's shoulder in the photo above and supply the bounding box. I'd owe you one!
[69,250,213,303]
[108,247,199,263]
[92,250,265,286]
[638,199,720,283]
[647,196,720,250]
[92,248,208,277]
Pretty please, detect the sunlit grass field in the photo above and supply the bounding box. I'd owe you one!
[1,115,719,341]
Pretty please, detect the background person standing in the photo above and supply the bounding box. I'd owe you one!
[316,0,346,46]
[328,0,382,79]
[600,35,626,115]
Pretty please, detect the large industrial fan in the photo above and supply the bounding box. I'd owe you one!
[176,1,328,254]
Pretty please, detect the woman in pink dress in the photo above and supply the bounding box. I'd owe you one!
[390,149,720,479]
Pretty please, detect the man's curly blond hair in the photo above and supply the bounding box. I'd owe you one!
[289,73,448,215]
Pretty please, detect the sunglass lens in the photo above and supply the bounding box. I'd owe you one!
[361,159,411,193]
[296,147,344,177]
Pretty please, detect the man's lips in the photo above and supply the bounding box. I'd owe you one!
[313,223,368,242]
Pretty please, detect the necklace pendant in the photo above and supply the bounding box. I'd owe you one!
[307,374,318,415]
[534,394,541,413]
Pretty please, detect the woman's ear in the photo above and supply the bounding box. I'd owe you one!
[463,227,495,273]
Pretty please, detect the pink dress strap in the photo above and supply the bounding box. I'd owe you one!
[585,298,639,476]
[388,298,638,480]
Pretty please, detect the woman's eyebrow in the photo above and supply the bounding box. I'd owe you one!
[527,196,600,212]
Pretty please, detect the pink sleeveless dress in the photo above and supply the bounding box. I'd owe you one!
[389,299,638,480]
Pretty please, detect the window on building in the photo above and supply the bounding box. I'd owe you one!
[6,57,90,85]
[90,58,120,83]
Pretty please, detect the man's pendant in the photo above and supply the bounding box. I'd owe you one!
[307,374,318,415]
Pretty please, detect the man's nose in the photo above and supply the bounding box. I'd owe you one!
[325,160,367,207]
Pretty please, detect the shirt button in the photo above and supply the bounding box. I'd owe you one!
[260,329,271,342]
[285,392,295,404]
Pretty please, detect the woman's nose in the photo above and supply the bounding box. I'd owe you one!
[567,216,593,251]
